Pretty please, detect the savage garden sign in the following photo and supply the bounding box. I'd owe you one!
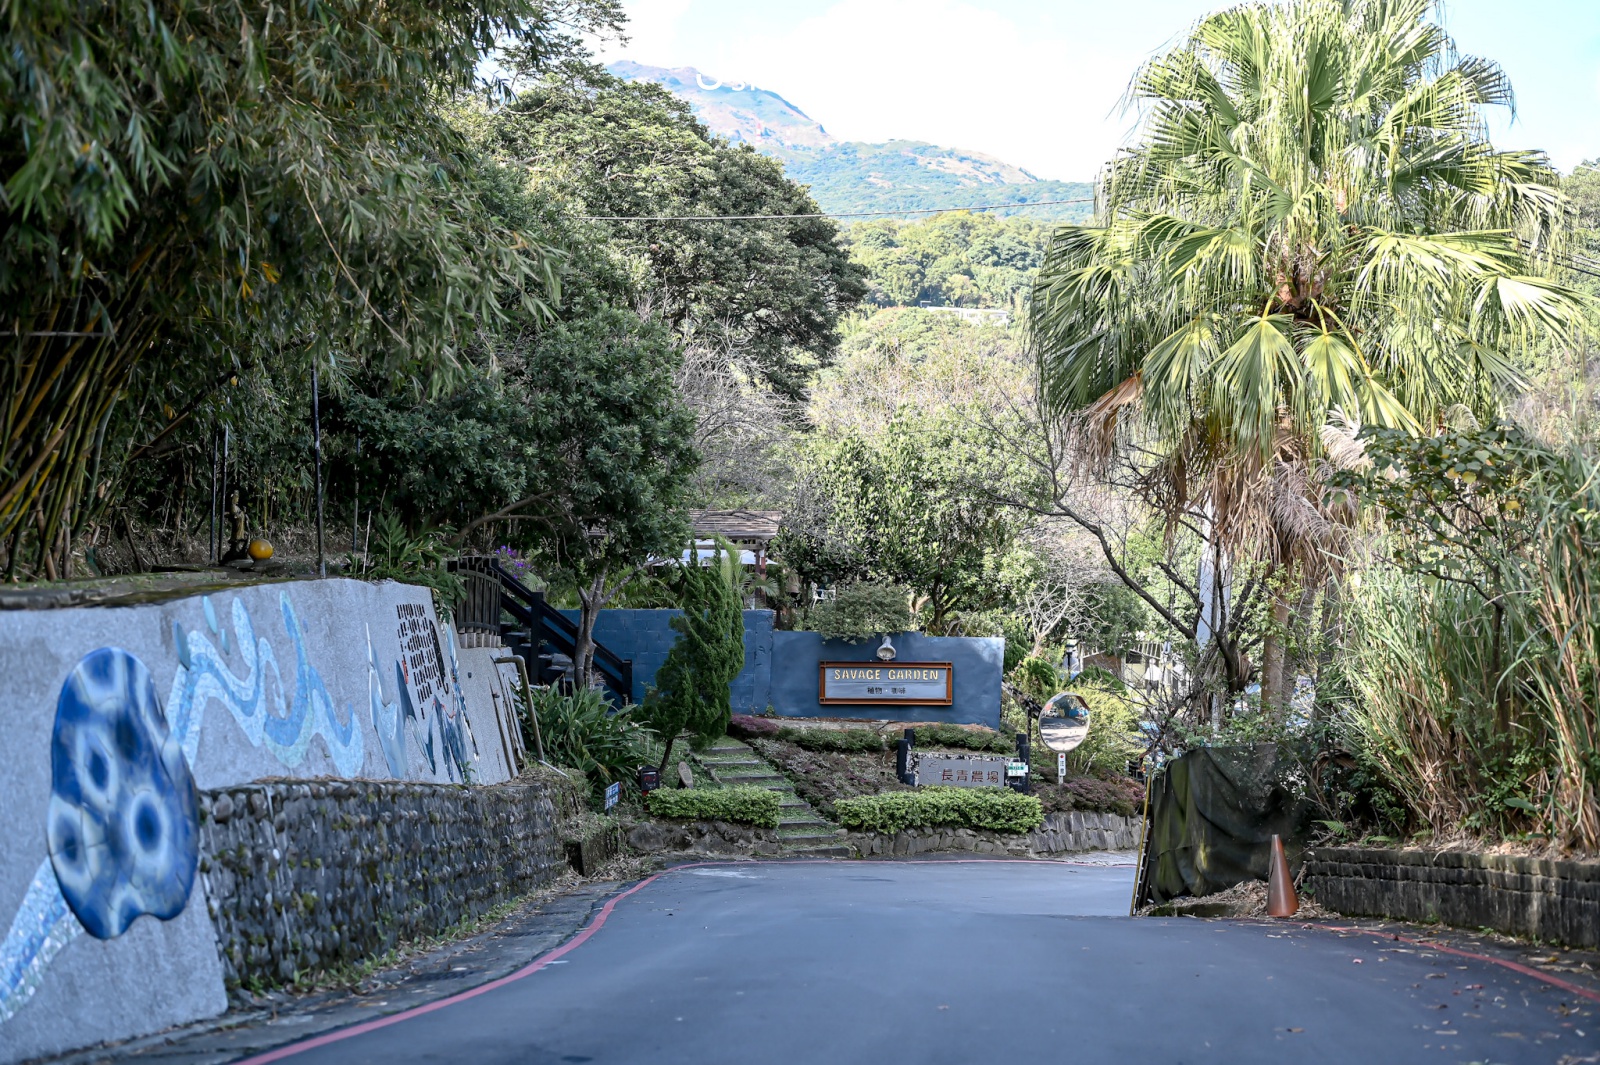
[818,662,953,705]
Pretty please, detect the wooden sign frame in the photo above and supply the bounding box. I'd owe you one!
[818,661,954,706]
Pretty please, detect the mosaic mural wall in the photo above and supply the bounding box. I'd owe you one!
[0,579,519,1064]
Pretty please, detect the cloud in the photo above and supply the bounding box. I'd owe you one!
[691,0,1145,179]
[607,0,692,62]
[594,0,1206,179]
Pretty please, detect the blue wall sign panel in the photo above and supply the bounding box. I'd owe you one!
[571,610,1003,729]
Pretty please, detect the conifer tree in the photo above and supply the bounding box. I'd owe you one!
[644,540,746,774]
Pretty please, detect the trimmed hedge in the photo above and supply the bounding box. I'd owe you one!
[645,785,781,829]
[783,728,884,752]
[727,716,1013,755]
[915,724,1013,753]
[834,788,1044,834]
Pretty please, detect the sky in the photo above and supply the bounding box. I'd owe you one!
[594,0,1600,181]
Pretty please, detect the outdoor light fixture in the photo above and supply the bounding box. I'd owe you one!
[876,635,897,661]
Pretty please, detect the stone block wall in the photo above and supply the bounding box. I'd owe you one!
[623,819,783,857]
[849,810,1141,859]
[1027,810,1143,854]
[1305,847,1600,949]
[199,777,580,990]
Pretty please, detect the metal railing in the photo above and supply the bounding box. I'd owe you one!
[449,556,634,705]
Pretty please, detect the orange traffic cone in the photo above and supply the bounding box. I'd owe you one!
[1267,833,1299,918]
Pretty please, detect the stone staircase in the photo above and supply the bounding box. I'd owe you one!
[694,738,849,857]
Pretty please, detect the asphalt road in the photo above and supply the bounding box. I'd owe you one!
[243,860,1599,1065]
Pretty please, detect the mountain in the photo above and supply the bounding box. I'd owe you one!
[607,61,836,154]
[608,61,1093,223]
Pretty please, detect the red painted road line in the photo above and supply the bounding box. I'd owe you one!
[229,873,666,1065]
[1310,923,1600,1005]
[667,857,1136,869]
[227,857,1129,1064]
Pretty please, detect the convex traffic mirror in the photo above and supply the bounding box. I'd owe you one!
[1038,692,1091,753]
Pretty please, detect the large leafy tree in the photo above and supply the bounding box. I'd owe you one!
[0,0,628,578]
[508,308,699,687]
[784,310,1040,632]
[480,63,865,398]
[1030,0,1589,706]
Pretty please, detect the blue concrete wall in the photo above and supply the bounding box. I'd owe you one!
[575,611,1001,727]
[769,631,1004,729]
[564,609,774,712]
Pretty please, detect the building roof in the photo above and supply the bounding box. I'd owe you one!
[690,509,783,543]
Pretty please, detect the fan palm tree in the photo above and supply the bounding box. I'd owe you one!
[1031,0,1590,709]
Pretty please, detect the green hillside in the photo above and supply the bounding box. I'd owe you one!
[784,142,1093,221]
[609,62,1094,223]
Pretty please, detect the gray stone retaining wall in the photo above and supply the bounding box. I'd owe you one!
[624,819,783,858]
[850,810,1140,859]
[199,777,581,990]
[1305,846,1600,949]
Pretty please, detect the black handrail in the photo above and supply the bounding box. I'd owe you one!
[451,557,633,705]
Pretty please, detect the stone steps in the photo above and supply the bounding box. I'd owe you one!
[785,845,852,858]
[780,818,844,837]
[693,736,843,854]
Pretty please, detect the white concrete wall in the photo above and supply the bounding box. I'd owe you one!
[0,578,522,1063]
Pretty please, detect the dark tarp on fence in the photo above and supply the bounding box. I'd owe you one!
[1136,744,1313,906]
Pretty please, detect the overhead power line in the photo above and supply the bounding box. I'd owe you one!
[577,196,1096,222]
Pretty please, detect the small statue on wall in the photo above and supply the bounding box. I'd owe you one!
[219,493,274,566]
[220,492,250,564]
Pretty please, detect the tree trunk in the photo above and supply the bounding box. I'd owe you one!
[1261,594,1292,717]
[573,575,604,691]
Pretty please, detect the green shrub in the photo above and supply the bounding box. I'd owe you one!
[1065,684,1146,775]
[803,581,912,642]
[1010,656,1061,702]
[834,787,1043,834]
[916,723,1014,753]
[525,686,650,804]
[777,727,886,752]
[355,512,465,616]
[760,724,1009,754]
[646,785,781,828]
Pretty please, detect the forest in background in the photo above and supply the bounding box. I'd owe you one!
[6,0,1600,851]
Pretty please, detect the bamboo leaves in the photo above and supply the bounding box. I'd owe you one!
[1,0,604,572]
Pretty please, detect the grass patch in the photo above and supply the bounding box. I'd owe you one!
[834,787,1044,834]
[645,784,781,828]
